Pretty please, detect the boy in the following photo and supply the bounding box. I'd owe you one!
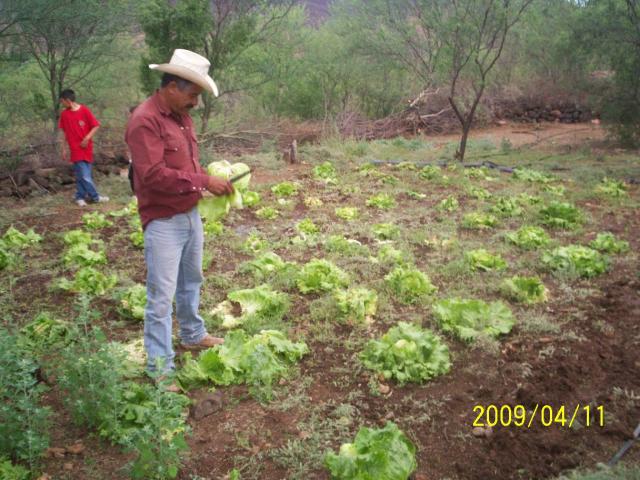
[58,89,108,206]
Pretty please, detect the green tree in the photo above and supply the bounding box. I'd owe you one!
[12,0,134,130]
[587,0,640,146]
[333,0,532,160]
[139,0,297,132]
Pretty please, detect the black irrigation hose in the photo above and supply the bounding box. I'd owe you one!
[369,159,640,183]
[608,421,640,466]
[369,159,515,173]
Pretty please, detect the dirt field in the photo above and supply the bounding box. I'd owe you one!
[2,123,639,480]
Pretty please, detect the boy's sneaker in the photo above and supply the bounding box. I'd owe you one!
[75,199,87,207]
[97,195,109,203]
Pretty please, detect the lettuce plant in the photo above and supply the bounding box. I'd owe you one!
[385,266,437,304]
[130,230,144,248]
[505,226,550,250]
[467,186,492,200]
[57,266,117,295]
[314,161,337,182]
[203,220,224,237]
[595,177,627,198]
[177,329,308,401]
[372,223,401,240]
[199,161,251,220]
[437,196,459,212]
[63,243,107,267]
[211,284,290,330]
[241,232,269,255]
[512,167,554,183]
[500,276,548,304]
[325,235,370,256]
[433,298,515,342]
[464,167,489,179]
[361,322,450,384]
[334,287,378,324]
[324,422,417,480]
[63,229,94,246]
[297,259,349,294]
[539,202,583,229]
[542,184,566,196]
[271,181,298,197]
[490,197,523,217]
[109,198,138,217]
[0,246,19,270]
[304,196,324,208]
[589,232,630,254]
[117,284,147,321]
[18,312,75,352]
[2,226,42,248]
[82,212,113,230]
[465,249,507,272]
[240,252,298,281]
[296,218,320,235]
[405,190,426,199]
[516,193,542,205]
[377,244,409,265]
[462,212,499,229]
[242,191,261,207]
[366,193,396,209]
[335,207,360,221]
[541,245,608,278]
[255,206,279,220]
[419,165,440,180]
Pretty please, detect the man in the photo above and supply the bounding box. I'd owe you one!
[125,49,233,377]
[58,89,109,206]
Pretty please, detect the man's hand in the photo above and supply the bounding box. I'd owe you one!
[80,138,89,148]
[207,176,234,196]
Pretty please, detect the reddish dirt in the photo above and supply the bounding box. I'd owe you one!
[3,124,639,480]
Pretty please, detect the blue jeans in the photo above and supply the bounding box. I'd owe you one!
[143,207,208,372]
[73,161,99,201]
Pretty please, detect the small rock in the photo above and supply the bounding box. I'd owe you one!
[472,426,494,438]
[66,443,85,455]
[46,447,66,458]
[36,475,51,480]
[190,392,224,420]
[63,462,74,471]
[378,383,391,395]
[278,378,287,386]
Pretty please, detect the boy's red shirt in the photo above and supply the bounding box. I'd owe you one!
[58,105,100,163]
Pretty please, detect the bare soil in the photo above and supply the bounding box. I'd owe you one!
[4,123,639,480]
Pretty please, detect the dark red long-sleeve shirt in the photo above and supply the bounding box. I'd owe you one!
[125,92,210,229]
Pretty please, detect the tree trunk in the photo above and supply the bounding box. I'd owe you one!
[200,95,214,134]
[456,122,471,162]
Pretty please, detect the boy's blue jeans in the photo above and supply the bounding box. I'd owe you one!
[72,160,99,201]
[143,207,208,372]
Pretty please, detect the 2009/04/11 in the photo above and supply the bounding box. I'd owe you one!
[473,404,605,428]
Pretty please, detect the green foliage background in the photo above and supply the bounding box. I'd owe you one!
[0,0,639,152]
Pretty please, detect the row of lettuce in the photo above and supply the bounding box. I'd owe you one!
[0,158,634,479]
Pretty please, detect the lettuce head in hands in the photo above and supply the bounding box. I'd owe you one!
[199,160,252,221]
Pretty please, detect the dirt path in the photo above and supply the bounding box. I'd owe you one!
[427,122,606,150]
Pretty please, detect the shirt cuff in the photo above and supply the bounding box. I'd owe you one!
[194,174,209,192]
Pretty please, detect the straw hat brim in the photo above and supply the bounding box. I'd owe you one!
[149,63,219,97]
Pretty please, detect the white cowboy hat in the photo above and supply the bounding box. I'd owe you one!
[149,49,219,97]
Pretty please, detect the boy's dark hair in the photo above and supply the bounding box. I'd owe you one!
[161,73,193,91]
[59,89,76,101]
